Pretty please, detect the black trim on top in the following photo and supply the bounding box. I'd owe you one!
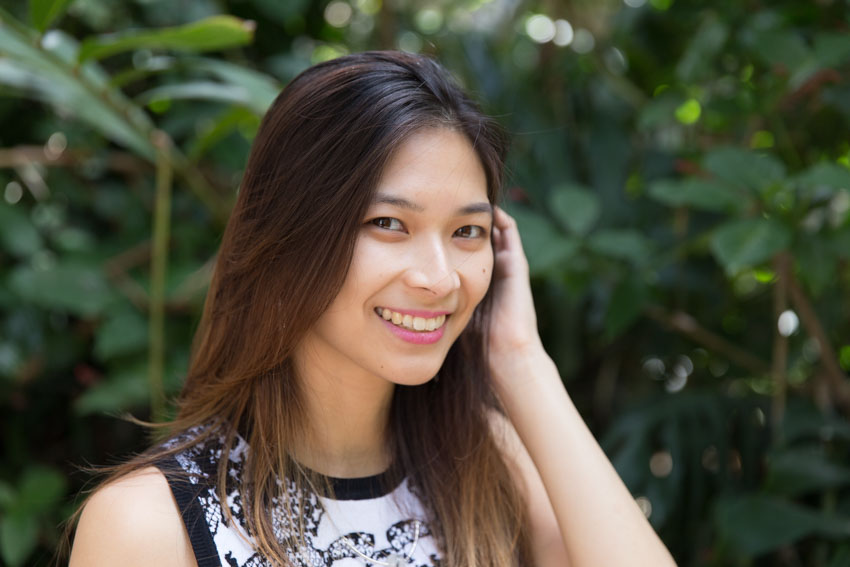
[156,459,222,567]
[323,468,402,501]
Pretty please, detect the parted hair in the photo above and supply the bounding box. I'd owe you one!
[73,51,532,566]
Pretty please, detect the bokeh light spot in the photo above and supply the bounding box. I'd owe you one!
[650,451,673,477]
[636,496,652,518]
[553,19,573,46]
[525,14,556,43]
[570,29,595,53]
[4,181,23,204]
[777,309,799,337]
[324,1,353,27]
[415,8,443,35]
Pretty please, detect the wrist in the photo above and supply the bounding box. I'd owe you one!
[489,343,558,399]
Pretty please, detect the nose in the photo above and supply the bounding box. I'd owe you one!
[402,235,461,297]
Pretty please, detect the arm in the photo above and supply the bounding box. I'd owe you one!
[69,466,197,567]
[488,207,676,567]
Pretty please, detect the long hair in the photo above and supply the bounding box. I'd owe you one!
[77,51,531,566]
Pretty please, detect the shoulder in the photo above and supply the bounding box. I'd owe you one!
[69,466,197,567]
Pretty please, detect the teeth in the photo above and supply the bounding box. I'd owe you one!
[377,309,447,332]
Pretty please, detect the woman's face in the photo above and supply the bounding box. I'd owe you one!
[295,127,494,387]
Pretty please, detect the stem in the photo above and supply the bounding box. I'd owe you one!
[645,305,771,376]
[148,131,172,422]
[771,253,790,444]
[786,266,850,413]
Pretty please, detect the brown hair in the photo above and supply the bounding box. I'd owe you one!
[75,51,531,566]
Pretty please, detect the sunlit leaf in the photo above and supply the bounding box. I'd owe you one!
[710,218,791,274]
[648,178,748,212]
[715,495,850,556]
[29,0,74,32]
[78,16,256,62]
[549,183,600,236]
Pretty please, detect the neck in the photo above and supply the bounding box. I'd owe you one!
[292,349,395,479]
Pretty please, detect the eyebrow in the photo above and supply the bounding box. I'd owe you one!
[372,193,493,216]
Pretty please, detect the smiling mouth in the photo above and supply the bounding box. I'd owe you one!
[375,307,448,332]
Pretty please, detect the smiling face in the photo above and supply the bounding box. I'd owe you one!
[293,127,494,388]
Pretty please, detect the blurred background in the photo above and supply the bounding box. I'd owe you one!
[2,0,850,565]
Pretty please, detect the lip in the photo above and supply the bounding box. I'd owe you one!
[377,307,452,318]
[377,310,449,345]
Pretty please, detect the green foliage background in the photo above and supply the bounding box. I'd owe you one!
[2,0,850,565]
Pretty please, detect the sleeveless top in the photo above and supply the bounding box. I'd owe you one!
[156,428,443,567]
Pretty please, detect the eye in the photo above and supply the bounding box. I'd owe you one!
[370,217,406,232]
[454,225,486,239]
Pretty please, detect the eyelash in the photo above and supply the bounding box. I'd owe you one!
[368,217,487,239]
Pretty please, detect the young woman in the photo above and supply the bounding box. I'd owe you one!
[69,51,676,567]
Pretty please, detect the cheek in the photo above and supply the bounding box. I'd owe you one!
[461,248,494,304]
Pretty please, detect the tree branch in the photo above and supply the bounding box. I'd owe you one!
[645,305,771,377]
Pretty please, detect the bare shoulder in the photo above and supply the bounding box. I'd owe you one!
[69,466,197,567]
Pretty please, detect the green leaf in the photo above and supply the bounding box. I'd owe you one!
[750,29,817,83]
[29,0,74,32]
[676,16,728,82]
[710,218,791,275]
[793,237,836,295]
[510,206,579,276]
[189,57,280,114]
[0,26,155,159]
[814,32,850,68]
[795,162,850,197]
[587,229,653,265]
[74,363,149,416]
[604,276,649,338]
[8,263,114,317]
[715,495,850,556]
[549,183,601,236]
[78,16,256,62]
[15,466,66,516]
[765,448,850,496]
[94,307,149,361]
[137,81,262,113]
[648,178,748,212]
[0,514,38,567]
[703,147,786,196]
[0,481,15,509]
[0,203,43,257]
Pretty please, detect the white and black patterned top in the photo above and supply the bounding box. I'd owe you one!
[157,429,442,567]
